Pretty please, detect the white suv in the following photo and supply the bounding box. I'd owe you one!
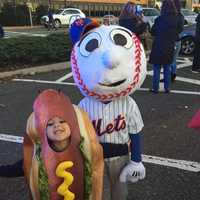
[41,8,86,28]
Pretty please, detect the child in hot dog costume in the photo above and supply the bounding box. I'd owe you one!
[0,89,104,200]
[70,19,147,200]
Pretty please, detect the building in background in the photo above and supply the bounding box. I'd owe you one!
[0,0,198,15]
[0,0,148,17]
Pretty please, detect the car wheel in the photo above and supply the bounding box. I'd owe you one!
[181,36,195,55]
[54,19,61,28]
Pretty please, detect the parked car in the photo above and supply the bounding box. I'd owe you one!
[181,9,198,25]
[102,15,119,25]
[180,24,196,55]
[41,8,86,28]
[142,7,160,31]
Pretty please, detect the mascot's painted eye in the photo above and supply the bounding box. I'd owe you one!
[79,32,102,57]
[110,28,133,49]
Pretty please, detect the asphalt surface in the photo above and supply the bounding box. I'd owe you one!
[0,56,200,200]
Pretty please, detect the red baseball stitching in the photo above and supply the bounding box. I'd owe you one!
[71,33,142,101]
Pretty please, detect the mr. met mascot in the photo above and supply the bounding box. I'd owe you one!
[70,18,147,200]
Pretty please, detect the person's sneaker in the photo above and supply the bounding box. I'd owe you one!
[165,90,170,93]
[149,89,158,94]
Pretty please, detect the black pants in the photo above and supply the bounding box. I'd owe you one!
[192,39,200,70]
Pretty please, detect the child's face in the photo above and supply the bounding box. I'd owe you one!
[46,117,71,142]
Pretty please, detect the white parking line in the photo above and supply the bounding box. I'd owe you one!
[138,88,200,95]
[177,61,192,69]
[0,133,24,144]
[177,57,191,62]
[0,133,199,172]
[143,154,200,172]
[13,78,76,85]
[175,76,200,85]
[147,71,200,86]
[55,72,73,82]
[13,79,200,95]
[5,31,46,37]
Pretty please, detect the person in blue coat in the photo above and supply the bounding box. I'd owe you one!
[149,0,182,93]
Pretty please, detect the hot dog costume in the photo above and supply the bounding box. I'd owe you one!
[70,19,147,199]
[23,89,104,200]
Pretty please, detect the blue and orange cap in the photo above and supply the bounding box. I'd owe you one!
[69,18,100,45]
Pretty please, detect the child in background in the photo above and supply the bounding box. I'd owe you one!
[119,1,147,39]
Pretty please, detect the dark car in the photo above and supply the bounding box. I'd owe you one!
[180,24,195,55]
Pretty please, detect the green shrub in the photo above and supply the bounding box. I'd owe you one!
[0,33,72,72]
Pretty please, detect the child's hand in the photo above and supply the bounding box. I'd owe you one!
[119,161,145,183]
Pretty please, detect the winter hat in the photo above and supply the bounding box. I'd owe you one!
[69,18,99,45]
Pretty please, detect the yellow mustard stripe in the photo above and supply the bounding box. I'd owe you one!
[56,161,75,200]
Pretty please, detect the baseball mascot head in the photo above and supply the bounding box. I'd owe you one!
[70,18,147,102]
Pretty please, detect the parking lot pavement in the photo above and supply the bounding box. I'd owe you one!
[0,56,200,200]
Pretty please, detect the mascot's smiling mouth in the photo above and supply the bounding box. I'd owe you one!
[99,79,126,87]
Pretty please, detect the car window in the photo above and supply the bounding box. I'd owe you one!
[143,9,159,16]
[181,9,196,16]
[63,10,80,15]
[55,9,64,14]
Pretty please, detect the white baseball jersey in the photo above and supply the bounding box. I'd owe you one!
[78,96,144,144]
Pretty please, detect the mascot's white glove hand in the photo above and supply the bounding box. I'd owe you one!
[119,161,146,183]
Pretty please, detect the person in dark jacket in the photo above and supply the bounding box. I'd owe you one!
[47,8,56,31]
[149,0,182,93]
[170,0,184,82]
[119,1,147,39]
[192,13,200,73]
[0,24,5,38]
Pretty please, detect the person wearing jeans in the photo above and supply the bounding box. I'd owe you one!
[149,0,183,93]
[153,64,171,93]
[170,40,181,82]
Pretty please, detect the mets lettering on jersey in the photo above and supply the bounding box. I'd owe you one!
[92,114,126,136]
[79,96,144,144]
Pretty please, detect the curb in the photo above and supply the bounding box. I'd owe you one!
[4,26,43,31]
[0,62,70,80]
